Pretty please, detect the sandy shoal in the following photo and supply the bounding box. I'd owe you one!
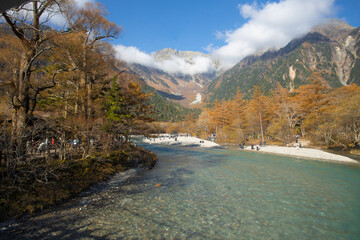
[142,135,220,148]
[142,135,358,164]
[244,145,358,164]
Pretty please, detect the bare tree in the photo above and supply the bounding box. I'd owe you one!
[63,1,122,120]
[1,0,69,161]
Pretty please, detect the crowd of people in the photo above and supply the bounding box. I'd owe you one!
[26,137,84,155]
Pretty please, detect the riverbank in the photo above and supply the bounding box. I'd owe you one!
[142,135,358,164]
[143,134,220,148]
[243,145,358,164]
[0,145,157,221]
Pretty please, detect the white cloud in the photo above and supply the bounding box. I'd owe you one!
[74,0,94,8]
[115,0,335,75]
[3,0,95,27]
[1,0,95,30]
[114,45,216,75]
[3,0,337,76]
[204,43,214,53]
[114,45,154,66]
[42,0,94,26]
[238,2,259,19]
[214,30,226,40]
[212,0,335,69]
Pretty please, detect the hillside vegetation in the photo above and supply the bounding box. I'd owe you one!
[206,20,360,102]
[166,74,360,150]
[142,84,201,122]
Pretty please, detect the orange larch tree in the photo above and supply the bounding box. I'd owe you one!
[63,1,122,121]
[245,86,270,143]
[294,73,330,138]
[267,84,300,143]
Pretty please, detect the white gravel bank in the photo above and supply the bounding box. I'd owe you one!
[245,145,358,164]
[142,135,358,164]
[142,135,220,148]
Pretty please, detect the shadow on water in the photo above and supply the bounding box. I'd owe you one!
[0,143,226,239]
[0,204,116,240]
[0,180,150,239]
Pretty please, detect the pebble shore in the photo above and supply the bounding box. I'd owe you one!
[143,135,358,164]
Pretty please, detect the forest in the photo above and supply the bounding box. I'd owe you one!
[0,0,157,220]
[165,73,360,151]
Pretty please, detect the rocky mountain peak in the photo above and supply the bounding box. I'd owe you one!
[311,19,355,41]
[206,18,360,102]
[153,48,210,62]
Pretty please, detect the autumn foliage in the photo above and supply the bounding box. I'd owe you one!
[174,74,360,148]
[0,0,156,220]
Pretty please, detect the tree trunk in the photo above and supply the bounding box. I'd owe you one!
[87,81,93,120]
[75,83,80,115]
[81,73,87,116]
[64,96,68,119]
[259,111,264,143]
[10,51,33,162]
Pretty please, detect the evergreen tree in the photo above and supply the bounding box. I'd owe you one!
[104,80,153,142]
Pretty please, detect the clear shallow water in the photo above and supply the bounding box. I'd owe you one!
[1,143,360,239]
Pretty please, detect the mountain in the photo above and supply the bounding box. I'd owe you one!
[126,48,219,107]
[205,19,360,102]
[117,69,202,122]
[141,83,202,122]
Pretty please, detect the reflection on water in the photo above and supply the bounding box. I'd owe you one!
[1,143,360,239]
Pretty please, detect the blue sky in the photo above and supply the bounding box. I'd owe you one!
[100,0,359,53]
[79,0,360,74]
[5,0,359,74]
[101,0,246,53]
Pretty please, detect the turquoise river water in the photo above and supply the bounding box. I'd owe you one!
[1,143,359,239]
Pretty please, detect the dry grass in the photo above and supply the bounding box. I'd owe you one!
[0,146,157,221]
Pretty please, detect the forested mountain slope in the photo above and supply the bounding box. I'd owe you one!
[126,48,219,107]
[205,19,360,101]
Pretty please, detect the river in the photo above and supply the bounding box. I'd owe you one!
[1,143,359,239]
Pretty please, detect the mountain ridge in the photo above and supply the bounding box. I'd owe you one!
[126,48,219,107]
[121,19,359,106]
[205,19,360,102]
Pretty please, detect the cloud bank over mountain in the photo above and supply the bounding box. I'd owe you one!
[212,0,335,69]
[114,45,216,75]
[115,0,336,74]
[2,0,339,76]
